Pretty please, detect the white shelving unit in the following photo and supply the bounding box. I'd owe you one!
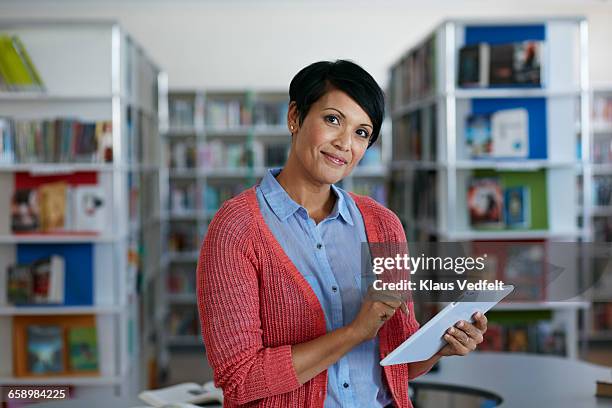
[579,85,612,347]
[0,20,163,398]
[388,17,589,359]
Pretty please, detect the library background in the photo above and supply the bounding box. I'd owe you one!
[0,1,612,407]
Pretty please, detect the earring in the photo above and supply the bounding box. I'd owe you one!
[290,124,294,131]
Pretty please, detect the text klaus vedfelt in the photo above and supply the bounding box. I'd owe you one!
[371,254,505,291]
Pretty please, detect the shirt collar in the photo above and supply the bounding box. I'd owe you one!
[259,168,354,226]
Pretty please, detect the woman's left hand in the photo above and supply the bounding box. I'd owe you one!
[436,312,488,357]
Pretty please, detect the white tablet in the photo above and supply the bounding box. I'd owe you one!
[380,285,514,366]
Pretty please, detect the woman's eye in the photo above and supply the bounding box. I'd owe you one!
[325,115,339,125]
[356,129,370,139]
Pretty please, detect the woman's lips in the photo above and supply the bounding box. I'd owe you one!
[321,151,348,166]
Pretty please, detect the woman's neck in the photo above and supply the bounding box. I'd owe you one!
[275,157,336,224]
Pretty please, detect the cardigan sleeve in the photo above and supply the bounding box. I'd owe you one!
[196,205,302,404]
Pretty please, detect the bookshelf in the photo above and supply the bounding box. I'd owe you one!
[579,85,612,347]
[388,18,589,358]
[157,89,390,366]
[0,20,163,398]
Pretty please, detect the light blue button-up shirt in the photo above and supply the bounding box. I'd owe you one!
[255,168,392,407]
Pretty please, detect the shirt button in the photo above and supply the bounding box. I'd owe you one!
[316,243,322,249]
[332,286,338,292]
[343,382,349,388]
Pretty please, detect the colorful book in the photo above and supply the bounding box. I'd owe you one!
[11,188,40,232]
[7,264,32,305]
[513,41,542,85]
[465,113,492,158]
[31,255,65,304]
[489,43,516,85]
[68,326,99,372]
[468,178,504,227]
[73,186,106,232]
[504,186,530,227]
[491,108,529,158]
[458,43,490,87]
[27,325,64,374]
[38,182,67,232]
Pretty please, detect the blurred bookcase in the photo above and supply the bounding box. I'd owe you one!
[157,89,389,362]
[0,20,163,398]
[388,17,590,358]
[579,85,612,347]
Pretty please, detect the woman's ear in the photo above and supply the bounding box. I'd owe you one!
[287,101,299,135]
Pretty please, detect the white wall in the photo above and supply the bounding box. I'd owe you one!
[1,0,612,90]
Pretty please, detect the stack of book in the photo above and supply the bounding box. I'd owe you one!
[13,317,99,376]
[206,99,251,128]
[458,40,543,88]
[0,35,44,92]
[0,118,113,164]
[253,100,288,127]
[6,255,65,305]
[11,182,107,234]
[465,108,529,159]
[468,178,530,229]
[479,321,566,355]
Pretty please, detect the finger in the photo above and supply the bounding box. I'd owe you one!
[448,327,472,348]
[443,332,469,356]
[472,312,488,333]
[455,321,484,344]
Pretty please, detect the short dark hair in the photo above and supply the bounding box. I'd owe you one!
[289,60,385,148]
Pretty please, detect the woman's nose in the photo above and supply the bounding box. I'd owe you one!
[332,128,351,151]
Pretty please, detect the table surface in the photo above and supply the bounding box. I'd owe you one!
[413,352,612,408]
[25,353,612,408]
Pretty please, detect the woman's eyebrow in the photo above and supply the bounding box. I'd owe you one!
[324,107,373,129]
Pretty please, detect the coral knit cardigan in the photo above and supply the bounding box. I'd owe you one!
[197,186,420,408]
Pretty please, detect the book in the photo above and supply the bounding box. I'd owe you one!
[31,256,65,304]
[458,43,490,87]
[138,381,223,407]
[504,186,530,227]
[478,324,503,351]
[68,326,98,372]
[596,381,612,398]
[38,182,67,232]
[503,243,546,301]
[489,43,516,86]
[73,186,106,232]
[6,255,66,305]
[0,35,44,91]
[465,113,492,158]
[513,41,542,85]
[468,178,504,227]
[7,264,32,305]
[491,108,529,158]
[27,325,64,374]
[11,188,39,232]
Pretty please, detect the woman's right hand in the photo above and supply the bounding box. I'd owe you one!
[348,288,407,342]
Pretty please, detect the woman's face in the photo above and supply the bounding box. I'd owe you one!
[288,88,373,185]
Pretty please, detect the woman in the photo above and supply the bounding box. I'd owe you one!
[197,60,487,408]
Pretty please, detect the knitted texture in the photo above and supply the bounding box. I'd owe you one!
[197,186,420,407]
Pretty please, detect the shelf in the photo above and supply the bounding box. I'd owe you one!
[0,305,122,316]
[590,206,612,216]
[391,160,442,171]
[169,167,266,178]
[167,335,203,347]
[453,88,580,99]
[164,126,201,136]
[591,164,612,174]
[0,233,119,244]
[455,160,576,171]
[0,92,116,101]
[442,229,581,240]
[205,126,252,137]
[167,293,197,304]
[168,251,199,263]
[351,165,387,177]
[592,124,612,135]
[585,330,612,341]
[0,163,115,173]
[391,93,439,118]
[252,125,289,136]
[159,210,214,221]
